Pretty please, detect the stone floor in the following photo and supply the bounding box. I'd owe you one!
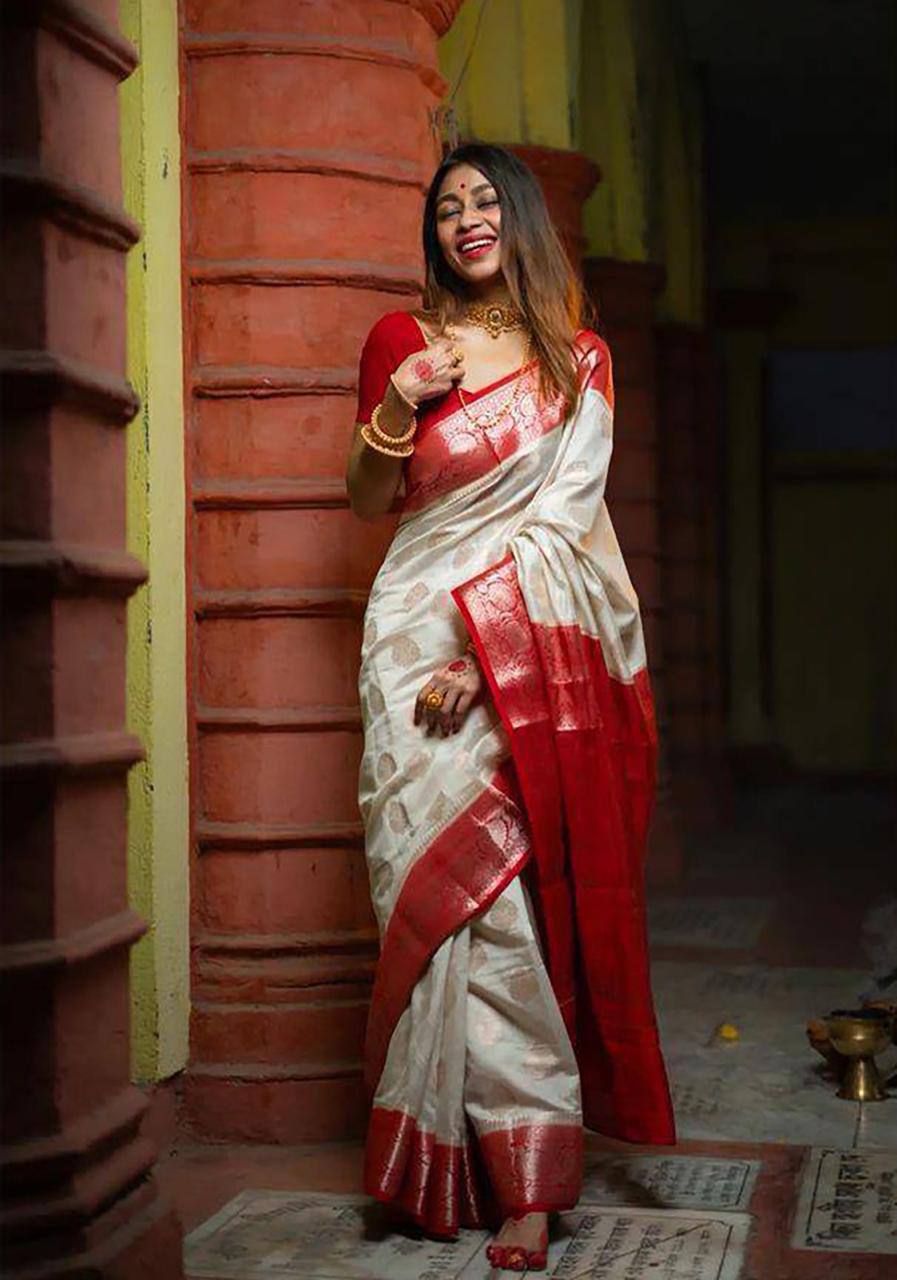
[160,783,897,1278]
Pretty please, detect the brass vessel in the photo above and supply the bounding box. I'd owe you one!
[825,1009,893,1102]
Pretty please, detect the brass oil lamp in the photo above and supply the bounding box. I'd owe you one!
[824,1008,894,1102]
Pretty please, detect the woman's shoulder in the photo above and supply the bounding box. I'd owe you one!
[362,309,429,355]
[572,327,611,363]
[572,327,614,401]
[355,310,429,420]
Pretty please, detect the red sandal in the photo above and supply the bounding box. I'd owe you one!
[486,1221,549,1272]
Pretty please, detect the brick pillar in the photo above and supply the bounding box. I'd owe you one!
[655,324,728,830]
[181,0,464,1143]
[0,3,183,1276]
[507,145,600,269]
[583,257,683,884]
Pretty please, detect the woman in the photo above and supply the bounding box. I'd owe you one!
[346,143,674,1272]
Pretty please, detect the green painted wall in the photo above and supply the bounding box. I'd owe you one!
[120,0,190,1083]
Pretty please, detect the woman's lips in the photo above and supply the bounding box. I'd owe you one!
[457,237,496,259]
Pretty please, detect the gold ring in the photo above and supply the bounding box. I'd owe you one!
[451,347,463,364]
[424,690,445,710]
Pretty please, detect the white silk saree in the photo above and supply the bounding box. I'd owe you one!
[355,312,674,1237]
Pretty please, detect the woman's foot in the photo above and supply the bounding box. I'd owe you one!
[486,1211,549,1271]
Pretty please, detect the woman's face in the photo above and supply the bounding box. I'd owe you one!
[434,163,503,287]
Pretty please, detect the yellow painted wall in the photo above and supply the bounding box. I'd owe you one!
[577,0,704,315]
[579,0,649,261]
[120,0,190,1083]
[439,0,573,149]
[439,0,704,317]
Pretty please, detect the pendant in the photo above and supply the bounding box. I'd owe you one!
[481,305,514,339]
[464,302,528,340]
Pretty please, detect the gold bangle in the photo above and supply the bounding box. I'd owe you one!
[389,373,418,411]
[360,421,414,459]
[371,401,416,446]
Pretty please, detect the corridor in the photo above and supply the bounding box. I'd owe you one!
[3,2,893,1276]
[162,784,897,1278]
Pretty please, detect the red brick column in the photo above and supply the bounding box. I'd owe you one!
[180,0,464,1143]
[0,3,183,1276]
[507,145,600,269]
[655,324,728,830]
[583,258,683,884]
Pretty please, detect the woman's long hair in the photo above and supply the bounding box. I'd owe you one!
[419,143,594,416]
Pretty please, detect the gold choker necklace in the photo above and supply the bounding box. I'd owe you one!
[463,301,528,340]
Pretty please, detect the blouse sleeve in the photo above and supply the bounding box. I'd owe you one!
[574,328,614,410]
[355,311,416,424]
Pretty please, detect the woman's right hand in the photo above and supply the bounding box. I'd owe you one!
[414,649,483,737]
[392,336,464,407]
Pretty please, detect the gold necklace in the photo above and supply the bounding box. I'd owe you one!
[463,300,528,340]
[454,334,535,431]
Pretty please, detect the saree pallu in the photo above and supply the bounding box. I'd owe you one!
[356,315,675,1238]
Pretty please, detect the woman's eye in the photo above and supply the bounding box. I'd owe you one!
[437,197,497,222]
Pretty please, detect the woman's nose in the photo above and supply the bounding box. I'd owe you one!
[457,203,484,229]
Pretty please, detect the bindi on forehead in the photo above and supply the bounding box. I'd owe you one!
[436,178,493,207]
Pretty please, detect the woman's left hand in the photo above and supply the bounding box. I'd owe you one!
[414,651,484,737]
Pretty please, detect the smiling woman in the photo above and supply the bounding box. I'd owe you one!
[436,173,502,267]
[346,143,674,1271]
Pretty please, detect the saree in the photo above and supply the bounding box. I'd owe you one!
[355,310,675,1238]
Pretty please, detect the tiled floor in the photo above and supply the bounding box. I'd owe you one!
[160,784,897,1278]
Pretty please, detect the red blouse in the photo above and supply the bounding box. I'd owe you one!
[355,308,613,423]
[355,309,612,514]
[355,310,427,426]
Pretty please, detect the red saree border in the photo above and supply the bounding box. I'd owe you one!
[575,329,615,408]
[364,761,531,1097]
[365,1107,486,1238]
[478,1119,583,1219]
[365,1106,583,1237]
[401,327,611,518]
[451,555,577,1019]
[452,555,676,1147]
[402,369,565,516]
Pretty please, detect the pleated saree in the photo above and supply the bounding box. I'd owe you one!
[354,310,675,1239]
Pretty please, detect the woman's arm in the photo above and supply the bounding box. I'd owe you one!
[346,379,414,521]
[346,331,463,521]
